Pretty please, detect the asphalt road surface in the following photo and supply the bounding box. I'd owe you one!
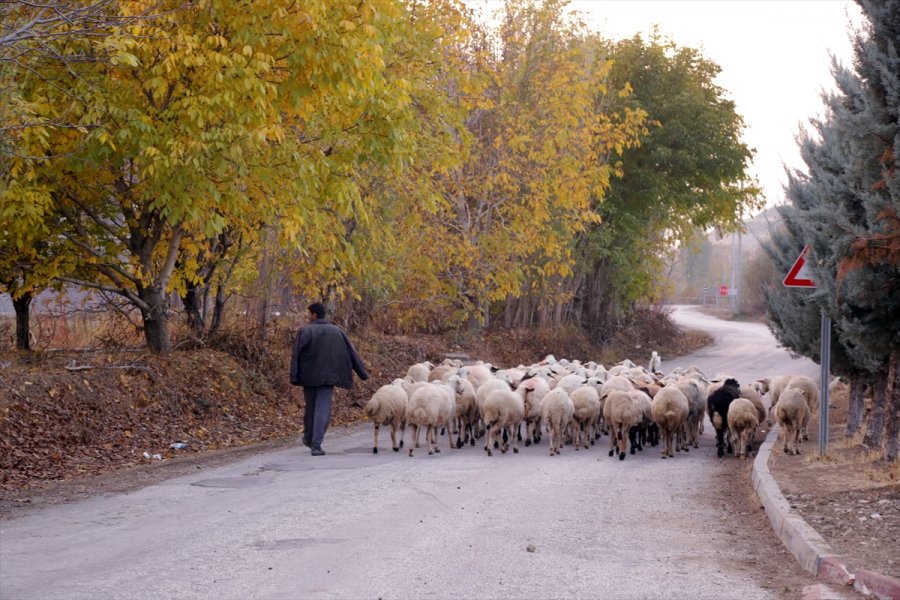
[0,306,820,600]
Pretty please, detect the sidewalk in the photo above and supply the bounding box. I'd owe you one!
[753,427,900,600]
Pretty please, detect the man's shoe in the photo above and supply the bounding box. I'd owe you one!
[302,437,311,448]
[310,447,325,456]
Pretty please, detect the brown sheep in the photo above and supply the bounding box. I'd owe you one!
[727,398,759,459]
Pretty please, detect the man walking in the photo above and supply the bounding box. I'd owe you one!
[290,302,368,455]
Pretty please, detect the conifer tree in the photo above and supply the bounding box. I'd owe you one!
[775,0,899,460]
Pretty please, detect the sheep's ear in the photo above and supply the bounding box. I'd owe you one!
[490,366,500,373]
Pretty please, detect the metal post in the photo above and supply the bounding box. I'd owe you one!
[730,234,737,313]
[735,230,743,312]
[819,312,831,456]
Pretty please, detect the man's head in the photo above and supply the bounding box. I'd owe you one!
[308,302,326,320]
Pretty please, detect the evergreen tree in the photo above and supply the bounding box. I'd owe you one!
[774,0,899,460]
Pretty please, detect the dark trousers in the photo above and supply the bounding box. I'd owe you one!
[303,386,334,448]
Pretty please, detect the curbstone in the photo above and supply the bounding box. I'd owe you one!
[853,570,900,600]
[753,427,853,585]
[753,426,900,596]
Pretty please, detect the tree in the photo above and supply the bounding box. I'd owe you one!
[3,0,420,353]
[773,0,899,460]
[393,0,646,330]
[575,32,759,332]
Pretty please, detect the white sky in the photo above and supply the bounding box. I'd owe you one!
[471,0,863,213]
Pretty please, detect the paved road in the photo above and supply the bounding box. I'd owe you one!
[0,306,819,600]
[665,305,820,384]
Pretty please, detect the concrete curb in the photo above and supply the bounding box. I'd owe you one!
[752,427,900,599]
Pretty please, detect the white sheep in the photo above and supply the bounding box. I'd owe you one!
[482,388,525,456]
[648,351,662,373]
[570,385,602,450]
[727,398,759,459]
[785,375,819,439]
[775,387,810,455]
[406,380,456,457]
[675,376,707,449]
[650,385,689,459]
[405,361,433,383]
[765,375,793,425]
[554,373,588,396]
[475,377,515,438]
[517,376,550,446]
[363,382,408,454]
[628,389,655,452]
[452,376,478,448]
[598,375,634,436]
[541,387,574,456]
[459,364,494,391]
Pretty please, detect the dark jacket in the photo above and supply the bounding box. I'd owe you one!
[290,319,368,389]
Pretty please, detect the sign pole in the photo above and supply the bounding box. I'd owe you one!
[783,245,830,457]
[819,312,831,457]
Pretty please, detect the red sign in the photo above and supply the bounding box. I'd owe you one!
[783,245,816,287]
[719,285,728,297]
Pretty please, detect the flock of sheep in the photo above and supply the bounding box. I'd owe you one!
[361,354,821,460]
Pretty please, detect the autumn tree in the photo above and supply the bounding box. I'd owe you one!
[2,1,419,353]
[380,0,646,330]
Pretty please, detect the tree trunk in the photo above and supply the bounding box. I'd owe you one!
[12,292,32,351]
[882,350,899,462]
[139,286,172,353]
[182,285,206,333]
[863,370,888,451]
[210,283,226,333]
[504,296,515,329]
[846,373,866,437]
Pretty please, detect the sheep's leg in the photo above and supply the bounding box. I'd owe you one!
[485,424,494,457]
[373,423,380,455]
[409,425,418,457]
[399,422,406,448]
[609,424,617,457]
[447,418,455,451]
[431,426,441,453]
[715,426,726,458]
[390,423,399,452]
[425,425,435,455]
[512,424,520,453]
[628,427,639,455]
